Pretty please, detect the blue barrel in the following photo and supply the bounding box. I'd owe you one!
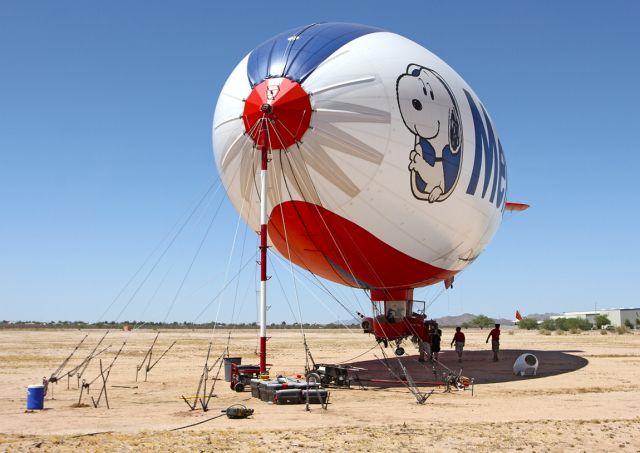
[27,384,45,410]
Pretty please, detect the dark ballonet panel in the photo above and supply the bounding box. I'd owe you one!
[246,22,383,87]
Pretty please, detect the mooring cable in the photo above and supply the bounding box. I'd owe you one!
[213,119,263,349]
[168,413,226,431]
[110,181,221,324]
[160,189,226,324]
[337,342,380,364]
[96,180,219,324]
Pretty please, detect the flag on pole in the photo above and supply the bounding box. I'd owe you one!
[515,310,523,321]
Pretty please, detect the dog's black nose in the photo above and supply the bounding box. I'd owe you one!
[412,99,422,111]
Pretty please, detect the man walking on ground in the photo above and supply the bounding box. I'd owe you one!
[451,326,465,363]
[486,323,501,362]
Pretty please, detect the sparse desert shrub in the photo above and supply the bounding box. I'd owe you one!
[555,329,565,335]
[595,314,611,329]
[471,314,495,329]
[508,330,515,335]
[539,329,551,335]
[600,329,608,335]
[517,318,538,330]
[615,326,630,335]
[540,319,556,330]
[569,328,581,335]
[555,317,592,331]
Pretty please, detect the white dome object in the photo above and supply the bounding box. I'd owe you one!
[513,353,539,376]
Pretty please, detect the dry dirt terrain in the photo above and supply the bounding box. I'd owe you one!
[0,328,639,452]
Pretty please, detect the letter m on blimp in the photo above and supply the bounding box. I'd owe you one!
[463,89,507,209]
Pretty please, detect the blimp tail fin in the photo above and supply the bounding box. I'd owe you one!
[505,202,530,212]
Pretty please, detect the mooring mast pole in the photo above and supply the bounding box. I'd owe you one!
[258,111,270,373]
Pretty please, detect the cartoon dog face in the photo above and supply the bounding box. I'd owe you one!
[397,66,454,143]
[397,65,463,202]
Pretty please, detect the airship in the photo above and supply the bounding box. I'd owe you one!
[213,23,527,367]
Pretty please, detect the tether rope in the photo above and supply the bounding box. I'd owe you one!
[111,182,222,324]
[215,115,262,348]
[160,190,226,324]
[267,122,310,365]
[96,180,219,323]
[196,114,265,353]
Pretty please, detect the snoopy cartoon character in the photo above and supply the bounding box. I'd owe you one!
[397,64,463,202]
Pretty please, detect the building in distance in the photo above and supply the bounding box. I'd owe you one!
[551,308,640,328]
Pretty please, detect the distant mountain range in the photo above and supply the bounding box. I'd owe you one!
[433,313,506,326]
[434,312,559,327]
[338,312,559,327]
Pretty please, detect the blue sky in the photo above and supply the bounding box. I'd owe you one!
[1,1,638,324]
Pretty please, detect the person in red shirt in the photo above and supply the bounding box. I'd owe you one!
[418,322,432,362]
[486,323,501,361]
[450,326,466,362]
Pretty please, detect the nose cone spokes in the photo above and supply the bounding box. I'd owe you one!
[243,78,312,150]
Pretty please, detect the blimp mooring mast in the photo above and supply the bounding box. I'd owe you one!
[243,78,312,372]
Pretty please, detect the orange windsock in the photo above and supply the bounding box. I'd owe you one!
[515,310,523,321]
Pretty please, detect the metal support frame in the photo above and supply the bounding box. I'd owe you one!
[136,332,176,382]
[181,343,225,412]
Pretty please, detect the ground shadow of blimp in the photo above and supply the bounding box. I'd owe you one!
[347,349,588,387]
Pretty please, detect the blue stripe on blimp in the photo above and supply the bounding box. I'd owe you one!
[246,22,383,87]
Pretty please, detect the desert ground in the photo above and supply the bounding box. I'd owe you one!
[0,327,639,452]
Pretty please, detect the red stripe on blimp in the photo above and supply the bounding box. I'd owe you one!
[268,201,456,296]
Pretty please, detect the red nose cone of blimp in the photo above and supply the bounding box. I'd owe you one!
[242,78,312,150]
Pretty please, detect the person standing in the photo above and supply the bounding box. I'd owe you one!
[387,308,396,324]
[450,326,466,363]
[418,322,432,362]
[486,323,501,361]
[431,327,442,361]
